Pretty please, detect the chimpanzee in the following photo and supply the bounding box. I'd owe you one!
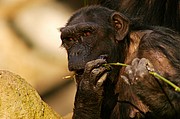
[60,6,180,119]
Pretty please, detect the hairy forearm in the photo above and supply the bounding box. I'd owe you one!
[73,104,101,119]
[135,77,180,118]
[72,89,102,119]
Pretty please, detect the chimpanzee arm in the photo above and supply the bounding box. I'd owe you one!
[135,74,180,118]
[72,59,108,119]
[127,30,180,118]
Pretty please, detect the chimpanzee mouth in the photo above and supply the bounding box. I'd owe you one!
[74,54,108,76]
[75,69,84,75]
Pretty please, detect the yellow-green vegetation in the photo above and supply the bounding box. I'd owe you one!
[0,70,62,119]
[149,71,180,92]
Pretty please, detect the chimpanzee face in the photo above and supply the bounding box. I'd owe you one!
[60,6,129,74]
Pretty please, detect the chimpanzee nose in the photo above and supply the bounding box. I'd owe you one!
[70,49,82,56]
[69,44,86,57]
[68,44,88,71]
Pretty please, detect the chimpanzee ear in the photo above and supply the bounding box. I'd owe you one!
[111,12,130,41]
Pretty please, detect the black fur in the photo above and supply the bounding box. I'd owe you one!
[92,0,180,32]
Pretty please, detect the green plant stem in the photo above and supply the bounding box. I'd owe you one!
[108,62,128,67]
[105,62,180,92]
[149,71,180,92]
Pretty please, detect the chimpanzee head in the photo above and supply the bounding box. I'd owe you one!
[60,6,130,74]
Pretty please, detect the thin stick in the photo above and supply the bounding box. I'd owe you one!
[149,71,180,92]
[108,62,128,67]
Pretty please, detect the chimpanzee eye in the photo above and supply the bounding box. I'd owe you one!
[61,37,75,49]
[63,37,74,41]
[83,30,92,37]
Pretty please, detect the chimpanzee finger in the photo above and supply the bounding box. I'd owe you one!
[146,60,155,72]
[131,58,140,72]
[125,65,134,81]
[90,66,108,85]
[134,58,155,81]
[136,58,150,78]
[121,75,130,85]
[84,59,107,74]
[138,58,149,67]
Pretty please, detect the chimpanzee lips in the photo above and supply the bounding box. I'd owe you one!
[74,54,108,75]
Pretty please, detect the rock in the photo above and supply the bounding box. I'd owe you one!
[0,70,62,119]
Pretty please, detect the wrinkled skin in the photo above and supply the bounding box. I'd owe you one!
[60,6,180,119]
[124,58,155,85]
[73,59,108,119]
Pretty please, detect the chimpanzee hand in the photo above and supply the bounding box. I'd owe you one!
[123,58,161,97]
[124,58,155,85]
[76,59,108,98]
[73,59,108,119]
